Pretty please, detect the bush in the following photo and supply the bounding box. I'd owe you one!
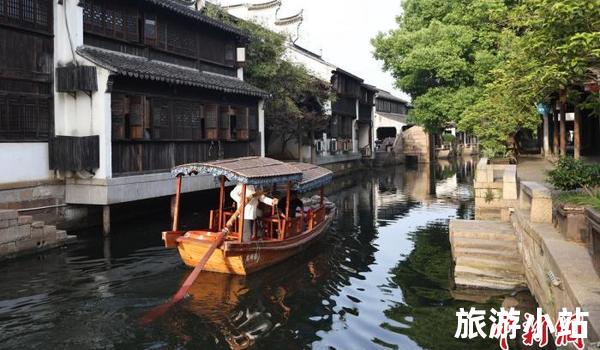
[555,191,600,210]
[547,157,600,191]
[441,133,456,145]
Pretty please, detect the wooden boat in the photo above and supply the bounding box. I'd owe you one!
[162,157,336,275]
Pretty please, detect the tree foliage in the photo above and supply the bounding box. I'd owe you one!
[373,0,600,154]
[373,0,510,135]
[204,5,332,156]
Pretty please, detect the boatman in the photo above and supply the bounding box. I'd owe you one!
[230,184,277,242]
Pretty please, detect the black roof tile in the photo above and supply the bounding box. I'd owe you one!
[143,0,248,39]
[77,46,268,98]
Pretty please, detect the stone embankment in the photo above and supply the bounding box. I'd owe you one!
[0,209,75,260]
[451,158,600,344]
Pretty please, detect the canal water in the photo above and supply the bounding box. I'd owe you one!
[0,159,504,349]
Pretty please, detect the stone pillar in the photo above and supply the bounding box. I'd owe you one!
[542,111,550,157]
[102,205,110,236]
[574,104,581,160]
[559,90,567,156]
[553,103,560,156]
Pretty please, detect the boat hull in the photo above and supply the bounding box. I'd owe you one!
[175,209,335,275]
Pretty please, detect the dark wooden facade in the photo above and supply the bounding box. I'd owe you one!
[49,136,100,171]
[110,80,261,175]
[0,0,53,141]
[80,0,261,176]
[359,86,375,122]
[82,0,239,77]
[376,97,408,115]
[328,69,363,143]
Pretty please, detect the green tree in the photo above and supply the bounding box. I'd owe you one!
[461,0,600,154]
[204,5,332,160]
[373,0,511,135]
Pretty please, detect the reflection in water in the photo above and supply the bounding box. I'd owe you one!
[0,157,502,349]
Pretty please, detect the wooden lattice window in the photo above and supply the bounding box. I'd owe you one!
[83,0,138,42]
[165,21,197,58]
[0,0,51,32]
[0,93,51,140]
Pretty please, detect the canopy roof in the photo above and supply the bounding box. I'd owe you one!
[171,157,302,186]
[171,157,333,190]
[288,162,334,192]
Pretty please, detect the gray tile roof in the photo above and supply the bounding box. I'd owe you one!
[143,0,248,39]
[377,90,409,104]
[77,46,268,98]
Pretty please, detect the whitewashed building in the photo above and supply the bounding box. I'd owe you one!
[221,0,376,166]
[0,0,267,232]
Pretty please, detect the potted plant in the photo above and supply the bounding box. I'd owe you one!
[482,144,517,165]
[547,157,600,272]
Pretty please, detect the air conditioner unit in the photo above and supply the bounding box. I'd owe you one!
[316,140,323,153]
[330,139,338,153]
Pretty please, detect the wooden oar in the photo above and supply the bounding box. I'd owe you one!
[140,191,263,325]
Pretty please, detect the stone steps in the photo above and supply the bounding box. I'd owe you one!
[455,275,527,291]
[450,219,526,291]
[456,256,523,273]
[451,237,517,251]
[453,246,520,259]
[450,220,516,241]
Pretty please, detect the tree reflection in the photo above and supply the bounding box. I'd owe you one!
[384,222,500,350]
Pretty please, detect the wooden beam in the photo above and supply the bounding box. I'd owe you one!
[218,176,225,230]
[239,184,247,242]
[172,175,182,232]
[283,182,291,238]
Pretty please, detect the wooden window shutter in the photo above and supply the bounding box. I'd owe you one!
[191,104,203,140]
[111,94,126,139]
[205,103,218,140]
[128,96,145,139]
[219,106,231,140]
[237,107,249,140]
[144,14,157,46]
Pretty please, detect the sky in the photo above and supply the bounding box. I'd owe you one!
[214,0,410,101]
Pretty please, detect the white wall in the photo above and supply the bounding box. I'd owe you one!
[285,45,335,82]
[229,4,278,28]
[373,112,407,139]
[54,0,112,180]
[0,144,52,183]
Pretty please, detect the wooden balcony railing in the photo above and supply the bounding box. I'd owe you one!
[112,138,260,176]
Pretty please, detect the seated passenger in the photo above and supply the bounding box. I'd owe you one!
[277,190,304,218]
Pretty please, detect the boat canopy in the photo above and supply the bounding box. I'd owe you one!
[171,157,333,190]
[288,162,334,192]
[171,157,303,186]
